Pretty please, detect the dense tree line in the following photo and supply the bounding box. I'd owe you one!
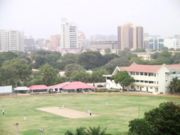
[0,50,180,86]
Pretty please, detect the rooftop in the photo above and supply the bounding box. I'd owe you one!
[120,63,180,73]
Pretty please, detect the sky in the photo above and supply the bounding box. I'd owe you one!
[0,0,180,39]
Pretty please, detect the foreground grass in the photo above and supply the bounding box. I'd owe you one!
[0,93,180,135]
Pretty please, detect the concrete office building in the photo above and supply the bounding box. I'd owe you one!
[117,23,144,50]
[164,36,180,50]
[0,30,24,52]
[0,30,8,51]
[60,19,78,49]
[145,35,164,51]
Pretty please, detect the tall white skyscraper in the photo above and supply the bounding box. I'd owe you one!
[60,18,78,49]
[0,30,24,52]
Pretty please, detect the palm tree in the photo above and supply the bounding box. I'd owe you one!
[65,127,87,135]
[86,126,111,135]
[64,126,111,135]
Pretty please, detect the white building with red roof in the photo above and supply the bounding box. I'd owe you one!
[104,63,180,94]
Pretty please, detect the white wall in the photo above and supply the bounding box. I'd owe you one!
[0,86,13,94]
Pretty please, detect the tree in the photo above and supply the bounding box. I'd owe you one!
[172,53,180,64]
[0,52,18,66]
[86,126,110,135]
[65,127,86,135]
[78,51,106,69]
[150,51,173,64]
[104,57,130,72]
[128,119,153,135]
[128,102,180,135]
[90,69,108,83]
[113,71,134,90]
[40,64,60,85]
[169,77,180,93]
[65,64,85,77]
[28,64,60,85]
[0,58,32,86]
[103,54,118,64]
[32,51,62,69]
[70,71,91,82]
[59,53,79,70]
[64,127,111,135]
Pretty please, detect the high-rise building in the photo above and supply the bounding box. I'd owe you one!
[0,30,24,52]
[164,36,180,50]
[49,34,60,51]
[136,26,144,49]
[90,34,117,41]
[117,23,144,50]
[144,35,164,51]
[60,18,78,49]
[24,36,36,51]
[78,31,86,48]
[0,30,8,52]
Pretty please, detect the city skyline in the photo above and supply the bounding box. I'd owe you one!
[0,0,180,38]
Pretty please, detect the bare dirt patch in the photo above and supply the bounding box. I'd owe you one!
[37,107,95,118]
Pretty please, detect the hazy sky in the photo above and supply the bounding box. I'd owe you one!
[0,0,180,38]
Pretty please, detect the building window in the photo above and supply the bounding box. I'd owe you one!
[140,72,143,75]
[136,72,139,75]
[131,72,135,75]
[144,73,148,76]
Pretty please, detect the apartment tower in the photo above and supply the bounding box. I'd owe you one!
[60,18,78,49]
[0,30,24,52]
[117,23,144,50]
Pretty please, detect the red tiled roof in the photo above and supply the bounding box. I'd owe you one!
[120,63,180,73]
[48,82,69,89]
[167,64,180,71]
[62,81,95,90]
[48,81,95,90]
[120,64,161,73]
[29,85,48,90]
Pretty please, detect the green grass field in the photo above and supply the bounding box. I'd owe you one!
[0,93,180,135]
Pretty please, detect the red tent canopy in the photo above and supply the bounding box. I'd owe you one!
[48,82,69,89]
[48,81,95,91]
[29,85,48,91]
[62,81,95,90]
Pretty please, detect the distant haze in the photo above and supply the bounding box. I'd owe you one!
[0,0,180,38]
